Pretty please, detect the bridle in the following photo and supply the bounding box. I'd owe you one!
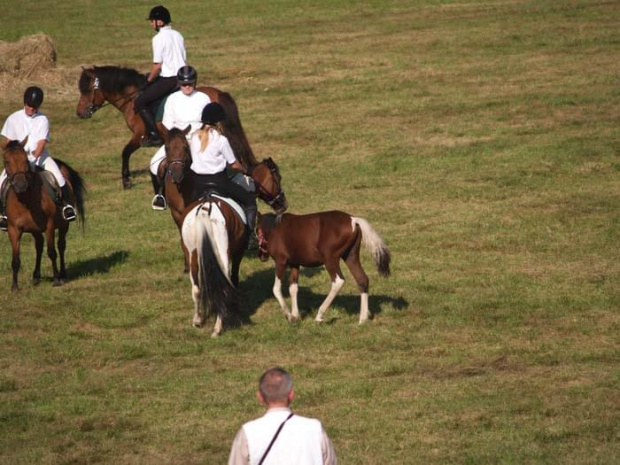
[164,138,191,183]
[3,150,30,191]
[252,159,286,211]
[82,73,139,117]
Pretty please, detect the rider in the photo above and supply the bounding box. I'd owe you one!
[190,102,257,234]
[0,86,76,231]
[149,65,210,210]
[135,5,186,147]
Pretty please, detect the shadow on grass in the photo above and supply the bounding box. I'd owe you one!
[67,250,129,279]
[237,265,407,324]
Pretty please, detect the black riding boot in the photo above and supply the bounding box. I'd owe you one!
[60,185,77,222]
[245,204,258,250]
[150,173,166,210]
[139,109,163,147]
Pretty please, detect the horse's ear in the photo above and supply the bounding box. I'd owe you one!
[158,123,169,141]
[19,136,28,148]
[182,125,191,136]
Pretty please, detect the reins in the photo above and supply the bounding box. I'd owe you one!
[86,75,140,114]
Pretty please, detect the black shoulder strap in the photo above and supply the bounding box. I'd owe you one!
[258,412,294,465]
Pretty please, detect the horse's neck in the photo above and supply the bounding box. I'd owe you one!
[105,87,138,110]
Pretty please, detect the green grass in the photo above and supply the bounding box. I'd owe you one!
[1,0,619,463]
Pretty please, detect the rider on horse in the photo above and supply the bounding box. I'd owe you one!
[0,87,76,231]
[190,103,258,235]
[135,5,186,147]
[149,65,211,210]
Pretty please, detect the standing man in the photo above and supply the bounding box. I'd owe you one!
[135,5,186,147]
[0,86,76,231]
[149,65,210,210]
[228,367,337,465]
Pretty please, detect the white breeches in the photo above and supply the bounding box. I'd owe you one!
[0,153,66,188]
[149,146,166,176]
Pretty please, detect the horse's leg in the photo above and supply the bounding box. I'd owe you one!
[289,266,300,323]
[8,228,23,292]
[121,137,141,190]
[45,227,62,287]
[272,263,294,323]
[190,250,204,327]
[211,315,223,339]
[344,247,371,324]
[32,232,44,285]
[230,250,243,287]
[315,262,345,323]
[58,226,68,281]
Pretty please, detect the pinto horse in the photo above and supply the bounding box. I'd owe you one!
[2,141,86,291]
[257,211,391,324]
[76,65,257,189]
[160,126,287,272]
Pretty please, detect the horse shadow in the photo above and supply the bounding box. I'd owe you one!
[237,264,408,324]
[66,250,130,279]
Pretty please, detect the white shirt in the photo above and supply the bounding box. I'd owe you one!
[190,129,237,175]
[162,90,211,137]
[1,108,50,161]
[152,25,186,77]
[228,408,336,465]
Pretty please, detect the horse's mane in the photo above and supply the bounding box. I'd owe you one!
[5,140,23,151]
[79,66,146,95]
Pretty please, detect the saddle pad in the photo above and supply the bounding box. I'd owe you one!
[210,194,247,225]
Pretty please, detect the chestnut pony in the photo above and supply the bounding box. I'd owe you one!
[159,126,287,272]
[76,65,256,189]
[2,140,86,291]
[257,211,391,324]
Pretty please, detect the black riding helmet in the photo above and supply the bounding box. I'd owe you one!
[147,5,171,23]
[24,86,44,108]
[177,66,197,85]
[201,102,226,125]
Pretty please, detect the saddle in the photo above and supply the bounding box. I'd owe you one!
[0,166,60,205]
[198,185,247,225]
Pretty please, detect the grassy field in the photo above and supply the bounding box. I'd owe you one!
[1,0,619,463]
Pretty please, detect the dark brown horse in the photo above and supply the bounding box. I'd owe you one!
[257,211,391,324]
[2,141,86,291]
[160,126,287,272]
[76,65,257,189]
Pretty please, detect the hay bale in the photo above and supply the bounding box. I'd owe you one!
[0,33,56,78]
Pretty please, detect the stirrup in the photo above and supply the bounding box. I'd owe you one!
[0,215,7,232]
[62,205,77,222]
[151,194,167,211]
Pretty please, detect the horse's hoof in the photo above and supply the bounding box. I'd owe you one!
[210,332,220,339]
[32,278,40,286]
[122,178,132,190]
[288,315,299,324]
[11,285,19,293]
[192,321,203,328]
[53,280,64,287]
[315,317,324,324]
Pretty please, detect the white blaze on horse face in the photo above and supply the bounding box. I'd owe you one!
[315,275,345,323]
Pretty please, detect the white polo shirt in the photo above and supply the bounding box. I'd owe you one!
[152,25,186,77]
[190,129,237,175]
[162,90,211,137]
[1,109,50,161]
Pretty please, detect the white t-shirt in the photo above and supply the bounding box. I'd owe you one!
[152,26,186,78]
[190,129,237,175]
[162,90,211,137]
[1,108,50,161]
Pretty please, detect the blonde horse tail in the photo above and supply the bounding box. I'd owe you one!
[351,217,391,277]
[194,208,237,323]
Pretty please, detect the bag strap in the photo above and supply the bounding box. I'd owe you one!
[258,412,294,465]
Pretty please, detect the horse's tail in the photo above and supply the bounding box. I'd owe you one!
[217,91,258,170]
[56,159,87,229]
[194,208,238,323]
[351,217,391,277]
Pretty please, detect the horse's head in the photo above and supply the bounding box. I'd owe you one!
[162,126,192,184]
[251,158,288,214]
[76,68,105,119]
[3,139,30,194]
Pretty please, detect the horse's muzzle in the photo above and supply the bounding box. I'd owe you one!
[11,174,28,193]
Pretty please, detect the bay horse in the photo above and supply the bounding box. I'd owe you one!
[160,126,287,273]
[2,140,86,291]
[257,211,391,324]
[76,65,257,189]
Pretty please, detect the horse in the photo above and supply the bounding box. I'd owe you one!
[257,211,391,324]
[2,140,86,291]
[76,65,257,189]
[160,126,287,272]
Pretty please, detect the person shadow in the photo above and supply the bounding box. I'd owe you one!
[66,250,130,279]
